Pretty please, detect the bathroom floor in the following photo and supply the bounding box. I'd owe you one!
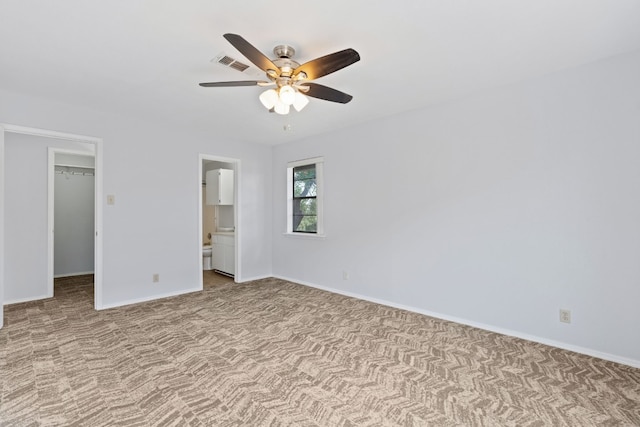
[203,270,234,288]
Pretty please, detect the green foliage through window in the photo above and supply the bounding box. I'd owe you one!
[292,164,317,232]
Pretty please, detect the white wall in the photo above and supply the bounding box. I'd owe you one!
[272,49,640,366]
[0,88,273,309]
[0,129,3,326]
[56,153,95,168]
[54,158,95,277]
[4,133,92,303]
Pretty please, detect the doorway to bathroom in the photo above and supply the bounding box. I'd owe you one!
[198,154,239,289]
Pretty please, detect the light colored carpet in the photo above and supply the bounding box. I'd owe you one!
[0,275,638,426]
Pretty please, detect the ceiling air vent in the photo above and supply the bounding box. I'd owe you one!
[212,53,250,73]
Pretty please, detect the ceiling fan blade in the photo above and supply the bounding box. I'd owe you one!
[295,48,360,81]
[199,81,270,87]
[298,83,353,104]
[223,33,279,75]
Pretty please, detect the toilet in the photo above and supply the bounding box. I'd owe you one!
[203,245,213,270]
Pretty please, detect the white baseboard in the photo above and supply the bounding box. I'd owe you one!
[237,274,272,283]
[98,287,202,310]
[4,292,53,306]
[273,275,640,369]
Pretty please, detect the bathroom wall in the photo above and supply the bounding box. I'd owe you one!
[217,205,234,229]
[203,160,236,232]
[202,160,235,180]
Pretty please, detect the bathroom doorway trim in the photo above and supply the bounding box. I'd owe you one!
[0,124,104,326]
[198,154,240,288]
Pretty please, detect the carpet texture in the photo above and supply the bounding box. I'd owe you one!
[0,276,639,426]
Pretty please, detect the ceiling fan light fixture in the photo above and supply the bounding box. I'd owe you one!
[274,101,290,115]
[202,34,360,115]
[279,85,296,105]
[259,89,278,109]
[293,92,309,112]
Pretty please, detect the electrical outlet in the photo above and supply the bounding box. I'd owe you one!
[342,270,349,280]
[559,309,571,323]
[153,274,160,283]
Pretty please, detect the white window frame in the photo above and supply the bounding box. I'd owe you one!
[286,156,325,237]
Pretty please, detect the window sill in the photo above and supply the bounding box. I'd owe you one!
[283,232,326,240]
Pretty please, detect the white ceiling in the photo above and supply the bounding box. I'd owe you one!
[2,1,640,145]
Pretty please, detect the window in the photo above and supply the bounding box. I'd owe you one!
[287,157,324,236]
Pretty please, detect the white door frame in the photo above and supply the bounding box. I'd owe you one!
[198,154,240,287]
[48,147,96,291]
[0,124,104,325]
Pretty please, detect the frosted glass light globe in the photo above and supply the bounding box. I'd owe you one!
[274,101,290,115]
[259,89,278,109]
[293,92,309,112]
[279,85,296,106]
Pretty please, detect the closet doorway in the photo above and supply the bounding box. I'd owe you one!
[0,124,103,319]
[51,149,96,288]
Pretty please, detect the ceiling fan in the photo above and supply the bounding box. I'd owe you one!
[199,33,360,115]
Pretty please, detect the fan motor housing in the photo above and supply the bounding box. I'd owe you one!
[271,45,300,78]
[273,44,295,59]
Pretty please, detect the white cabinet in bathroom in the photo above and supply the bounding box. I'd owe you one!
[211,234,235,276]
[211,242,225,271]
[206,169,234,205]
